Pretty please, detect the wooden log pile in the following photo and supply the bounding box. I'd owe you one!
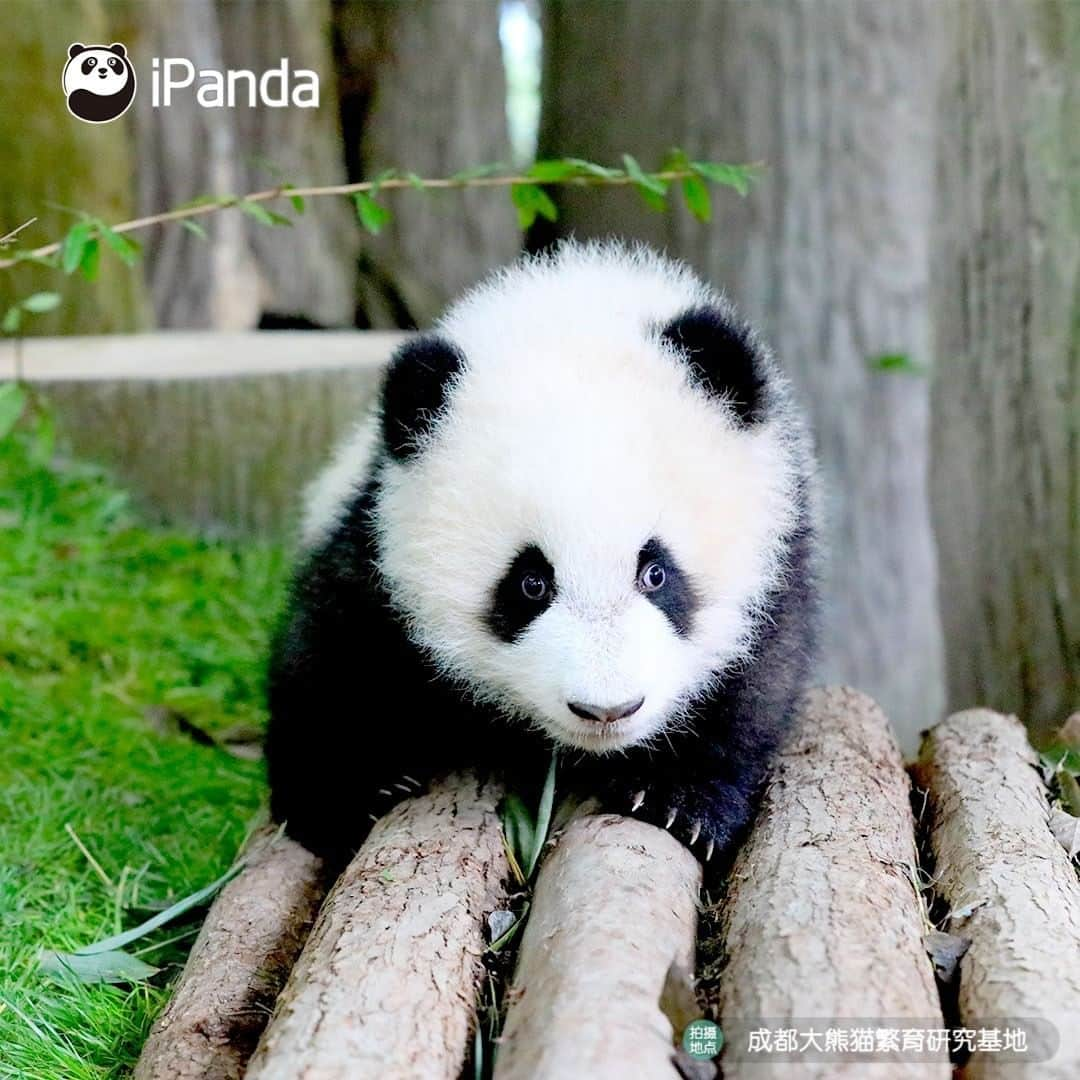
[132,689,1080,1078]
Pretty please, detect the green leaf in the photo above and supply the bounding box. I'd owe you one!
[682,175,712,222]
[621,153,667,196]
[352,192,393,235]
[403,171,425,190]
[98,226,142,266]
[31,406,56,465]
[72,861,243,956]
[60,222,93,274]
[661,146,691,172]
[449,162,507,182]
[563,158,623,179]
[181,219,208,239]
[501,793,535,870]
[0,381,28,437]
[282,184,306,214]
[40,948,159,986]
[20,292,61,314]
[238,201,291,228]
[527,159,581,182]
[690,161,758,197]
[867,352,928,376]
[1,306,21,335]
[79,237,101,281]
[510,184,558,230]
[525,753,557,879]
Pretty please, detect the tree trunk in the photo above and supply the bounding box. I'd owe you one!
[334,0,520,327]
[538,0,945,753]
[127,0,358,329]
[0,0,149,335]
[245,774,509,1080]
[914,709,1080,1077]
[707,686,947,1078]
[929,0,1079,742]
[134,825,329,1080]
[495,814,701,1080]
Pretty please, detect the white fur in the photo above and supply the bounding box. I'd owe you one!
[301,413,380,548]
[363,241,806,753]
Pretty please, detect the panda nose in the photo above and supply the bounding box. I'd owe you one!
[567,697,644,724]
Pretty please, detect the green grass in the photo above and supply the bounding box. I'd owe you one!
[0,430,287,1078]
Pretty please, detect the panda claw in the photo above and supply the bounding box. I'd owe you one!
[402,774,421,788]
[378,788,393,798]
[689,821,701,846]
[705,839,715,862]
[368,813,380,823]
[393,783,413,794]
[664,809,677,830]
[630,790,645,812]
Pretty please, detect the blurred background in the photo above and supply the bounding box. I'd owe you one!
[0,3,1076,1075]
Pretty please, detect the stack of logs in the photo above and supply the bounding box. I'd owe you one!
[133,687,1080,1079]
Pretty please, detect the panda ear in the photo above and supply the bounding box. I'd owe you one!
[108,43,126,57]
[68,43,86,58]
[381,335,465,460]
[660,306,770,426]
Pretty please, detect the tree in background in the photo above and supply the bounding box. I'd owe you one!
[538,0,944,749]
[0,0,149,334]
[125,0,359,329]
[335,0,520,327]
[931,0,1078,742]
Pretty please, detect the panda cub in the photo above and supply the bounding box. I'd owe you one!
[267,241,818,870]
[63,43,136,124]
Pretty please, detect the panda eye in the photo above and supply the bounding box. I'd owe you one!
[108,57,120,70]
[638,561,667,593]
[520,573,548,601]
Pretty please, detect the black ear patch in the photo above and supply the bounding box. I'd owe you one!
[661,306,769,425]
[381,335,465,460]
[68,43,86,58]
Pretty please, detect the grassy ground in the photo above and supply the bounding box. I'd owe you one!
[0,430,286,1079]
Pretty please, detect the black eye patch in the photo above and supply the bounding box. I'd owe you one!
[637,538,698,636]
[82,57,97,74]
[487,545,556,643]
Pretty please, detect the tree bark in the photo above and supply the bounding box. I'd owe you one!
[538,0,945,753]
[708,686,947,1078]
[495,814,701,1080]
[929,0,1079,742]
[134,825,329,1080]
[245,774,509,1080]
[127,0,358,329]
[914,709,1080,1078]
[335,0,520,327]
[0,0,149,335]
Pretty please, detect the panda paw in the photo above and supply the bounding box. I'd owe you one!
[612,779,736,865]
[366,772,429,823]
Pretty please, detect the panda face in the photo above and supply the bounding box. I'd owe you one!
[370,245,802,754]
[63,43,135,123]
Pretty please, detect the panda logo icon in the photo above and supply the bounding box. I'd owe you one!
[63,43,136,124]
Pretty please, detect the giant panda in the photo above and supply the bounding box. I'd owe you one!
[267,241,819,871]
[63,43,136,124]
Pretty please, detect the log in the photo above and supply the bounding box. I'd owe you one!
[711,686,948,1078]
[495,814,701,1080]
[134,825,329,1080]
[245,774,508,1080]
[914,709,1080,1077]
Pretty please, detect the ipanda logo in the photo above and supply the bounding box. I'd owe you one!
[63,41,319,124]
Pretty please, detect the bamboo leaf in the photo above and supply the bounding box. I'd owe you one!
[19,292,61,314]
[682,175,712,222]
[352,192,393,235]
[60,222,93,274]
[0,381,28,437]
[40,948,159,986]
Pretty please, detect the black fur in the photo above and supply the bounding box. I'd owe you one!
[381,335,464,460]
[487,545,557,643]
[661,306,769,425]
[636,537,698,636]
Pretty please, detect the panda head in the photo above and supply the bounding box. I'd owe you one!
[370,243,804,754]
[63,43,136,123]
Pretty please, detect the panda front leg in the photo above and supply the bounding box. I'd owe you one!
[597,753,771,873]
